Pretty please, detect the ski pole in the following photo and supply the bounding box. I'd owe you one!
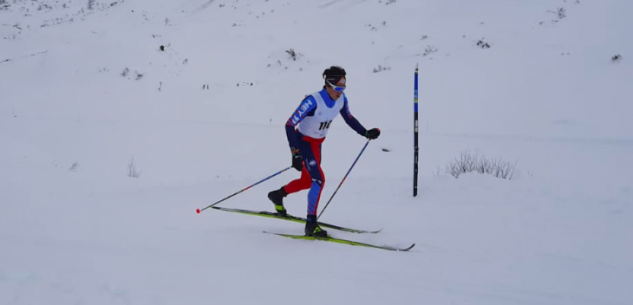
[196,166,291,214]
[317,140,370,220]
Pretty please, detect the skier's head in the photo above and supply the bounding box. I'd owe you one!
[323,66,346,99]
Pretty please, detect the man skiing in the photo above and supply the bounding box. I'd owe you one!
[267,66,381,237]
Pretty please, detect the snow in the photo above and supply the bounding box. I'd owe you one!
[1,0,632,304]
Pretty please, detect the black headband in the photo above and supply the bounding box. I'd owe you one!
[325,75,345,85]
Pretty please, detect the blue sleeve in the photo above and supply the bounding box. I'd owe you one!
[285,96,317,151]
[340,96,367,136]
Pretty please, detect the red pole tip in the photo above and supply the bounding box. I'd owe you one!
[196,209,201,214]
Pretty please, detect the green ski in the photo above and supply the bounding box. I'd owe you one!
[264,231,415,252]
[212,206,381,234]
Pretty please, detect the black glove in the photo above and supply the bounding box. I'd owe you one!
[365,128,381,140]
[291,152,304,171]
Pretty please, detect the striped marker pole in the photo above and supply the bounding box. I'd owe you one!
[413,64,419,197]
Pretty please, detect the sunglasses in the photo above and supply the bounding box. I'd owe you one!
[326,80,346,92]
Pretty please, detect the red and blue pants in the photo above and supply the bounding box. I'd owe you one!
[284,135,325,216]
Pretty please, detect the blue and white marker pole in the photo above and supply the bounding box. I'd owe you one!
[413,64,419,197]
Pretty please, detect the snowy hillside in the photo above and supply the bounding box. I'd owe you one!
[1,0,632,304]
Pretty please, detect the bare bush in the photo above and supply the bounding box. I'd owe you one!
[121,68,144,80]
[445,151,516,180]
[286,49,297,61]
[546,7,567,23]
[372,65,391,73]
[285,48,303,61]
[423,45,438,56]
[128,158,141,178]
[554,7,566,19]
[476,39,491,49]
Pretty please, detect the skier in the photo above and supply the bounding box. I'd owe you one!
[267,66,381,237]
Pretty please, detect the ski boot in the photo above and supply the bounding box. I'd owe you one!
[267,186,288,217]
[305,214,328,237]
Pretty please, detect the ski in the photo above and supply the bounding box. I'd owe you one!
[264,231,415,252]
[211,206,382,234]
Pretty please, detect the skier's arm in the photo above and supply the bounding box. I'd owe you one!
[340,96,367,136]
[285,96,317,152]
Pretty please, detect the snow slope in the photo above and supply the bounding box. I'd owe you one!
[1,0,632,304]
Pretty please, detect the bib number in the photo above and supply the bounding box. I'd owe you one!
[318,120,333,130]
